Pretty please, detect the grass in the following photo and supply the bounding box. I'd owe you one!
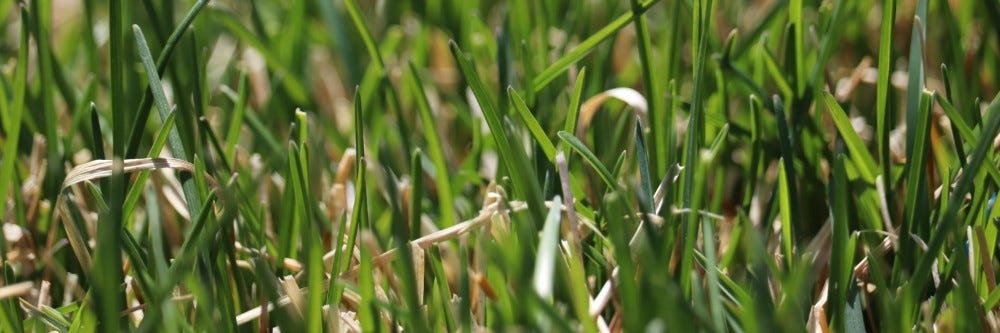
[3,0,1000,331]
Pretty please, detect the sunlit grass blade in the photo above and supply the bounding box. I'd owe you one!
[898,90,934,284]
[557,131,617,191]
[533,194,563,313]
[133,24,203,221]
[224,70,249,163]
[876,0,897,221]
[777,159,794,268]
[405,62,456,226]
[822,93,878,183]
[564,68,587,136]
[450,41,545,222]
[530,0,662,93]
[124,0,209,158]
[635,118,653,211]
[679,0,716,297]
[29,0,63,199]
[0,6,29,228]
[99,0,129,329]
[509,87,557,161]
[908,97,1000,311]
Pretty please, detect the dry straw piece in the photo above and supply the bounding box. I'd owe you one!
[54,157,215,274]
[575,87,648,138]
[61,158,198,189]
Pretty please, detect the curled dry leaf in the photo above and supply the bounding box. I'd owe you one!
[54,157,214,273]
[61,158,199,189]
[576,87,649,138]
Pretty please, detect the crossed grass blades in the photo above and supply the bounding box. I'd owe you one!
[2,0,1000,331]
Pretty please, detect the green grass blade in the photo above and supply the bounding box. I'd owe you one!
[777,159,794,268]
[508,87,557,161]
[343,0,385,72]
[635,118,654,211]
[822,93,878,183]
[30,0,63,199]
[122,111,177,220]
[898,90,933,284]
[630,0,662,172]
[530,0,662,93]
[829,154,852,332]
[679,0,716,296]
[789,0,805,96]
[532,195,562,300]
[224,70,249,163]
[100,0,128,329]
[0,6,29,228]
[564,68,587,135]
[557,131,617,191]
[133,24,203,222]
[450,41,545,222]
[876,0,897,220]
[124,0,209,158]
[909,97,1000,300]
[406,62,456,226]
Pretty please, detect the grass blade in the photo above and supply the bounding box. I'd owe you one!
[530,0,662,93]
[508,87,557,161]
[450,41,545,222]
[406,62,456,226]
[822,93,878,183]
[133,24,203,222]
[124,0,209,158]
[557,131,617,191]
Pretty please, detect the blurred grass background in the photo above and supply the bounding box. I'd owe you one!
[2,0,1000,331]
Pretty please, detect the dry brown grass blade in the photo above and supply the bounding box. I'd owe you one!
[61,158,198,189]
[575,87,648,138]
[0,281,33,300]
[53,157,209,276]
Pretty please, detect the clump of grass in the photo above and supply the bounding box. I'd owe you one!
[2,0,1000,331]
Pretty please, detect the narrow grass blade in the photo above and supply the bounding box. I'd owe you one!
[908,97,1000,307]
[679,0,716,297]
[777,159,794,268]
[557,131,617,191]
[822,93,878,183]
[343,0,385,72]
[876,0,897,221]
[405,62,456,226]
[774,96,800,228]
[124,0,209,158]
[789,0,805,96]
[630,0,662,172]
[450,41,545,222]
[0,7,29,225]
[101,0,128,329]
[829,154,852,332]
[635,118,654,211]
[563,68,587,135]
[133,24,203,220]
[224,70,249,163]
[533,195,562,300]
[899,91,934,283]
[508,87,557,161]
[530,0,663,92]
